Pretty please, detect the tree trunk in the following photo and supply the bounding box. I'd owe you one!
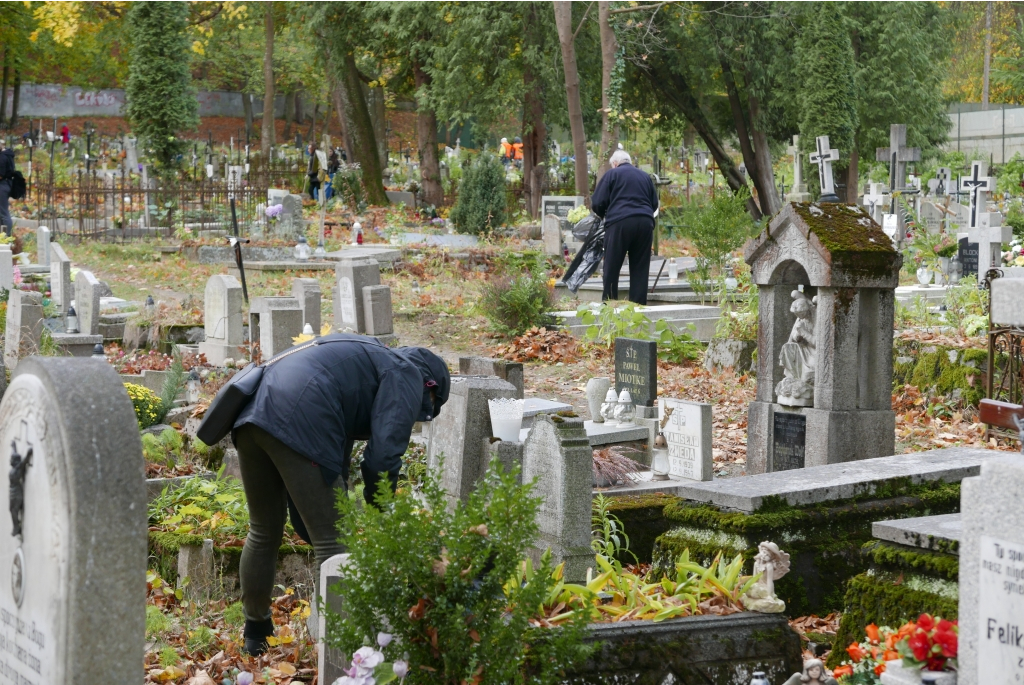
[720,60,760,197]
[242,92,254,139]
[522,64,548,218]
[554,1,590,202]
[983,1,993,109]
[10,70,20,128]
[295,90,304,126]
[0,51,9,127]
[331,83,355,160]
[597,1,618,181]
[745,89,781,215]
[283,91,294,140]
[642,61,761,219]
[413,60,444,207]
[338,51,388,205]
[261,2,275,154]
[846,145,859,203]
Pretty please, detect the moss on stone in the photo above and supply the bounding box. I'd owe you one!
[604,493,677,563]
[791,203,894,254]
[863,540,959,581]
[828,572,959,669]
[905,347,986,406]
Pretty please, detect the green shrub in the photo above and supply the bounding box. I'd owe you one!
[943,275,987,336]
[479,273,554,336]
[325,458,592,684]
[145,605,172,638]
[450,153,507,236]
[576,302,702,363]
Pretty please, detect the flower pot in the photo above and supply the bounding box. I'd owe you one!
[585,377,611,423]
[916,267,933,286]
[879,659,956,685]
[488,398,525,442]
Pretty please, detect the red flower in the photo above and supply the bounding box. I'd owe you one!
[918,614,935,631]
[926,656,947,672]
[847,642,867,662]
[908,630,932,661]
[875,663,887,676]
[832,665,854,678]
[934,627,958,658]
[866,624,880,644]
[936,619,955,633]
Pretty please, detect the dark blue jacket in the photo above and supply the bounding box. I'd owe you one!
[590,162,659,226]
[234,334,450,487]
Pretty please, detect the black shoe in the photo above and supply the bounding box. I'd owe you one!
[242,618,275,656]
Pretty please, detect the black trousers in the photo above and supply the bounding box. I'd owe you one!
[602,215,654,305]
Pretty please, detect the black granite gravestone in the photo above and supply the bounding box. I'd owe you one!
[614,338,657,406]
[772,411,806,471]
[540,197,583,223]
[958,236,979,277]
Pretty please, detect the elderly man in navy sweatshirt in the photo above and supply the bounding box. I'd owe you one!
[591,149,660,304]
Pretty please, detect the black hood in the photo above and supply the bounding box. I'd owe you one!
[393,347,451,421]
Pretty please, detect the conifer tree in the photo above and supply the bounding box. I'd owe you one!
[124,2,198,169]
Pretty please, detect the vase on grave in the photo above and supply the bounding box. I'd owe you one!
[488,397,524,443]
[585,377,611,423]
[916,266,933,286]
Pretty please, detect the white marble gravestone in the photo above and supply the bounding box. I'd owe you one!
[49,243,72,315]
[658,398,713,481]
[197,274,244,365]
[334,257,380,334]
[74,270,102,336]
[0,357,146,685]
[35,227,49,269]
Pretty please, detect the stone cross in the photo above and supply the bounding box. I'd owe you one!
[960,160,996,231]
[863,183,887,223]
[875,124,921,200]
[968,211,1011,273]
[932,167,952,197]
[787,135,802,188]
[808,135,840,201]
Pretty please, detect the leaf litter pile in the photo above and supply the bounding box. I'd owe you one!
[145,571,316,684]
[493,327,580,363]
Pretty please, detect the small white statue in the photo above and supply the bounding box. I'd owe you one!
[775,290,817,407]
[741,541,791,613]
[783,658,839,685]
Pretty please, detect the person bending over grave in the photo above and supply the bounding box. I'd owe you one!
[591,149,660,305]
[231,334,451,655]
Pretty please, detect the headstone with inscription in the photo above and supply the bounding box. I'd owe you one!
[333,257,380,334]
[957,456,1024,685]
[614,338,657,407]
[745,203,900,473]
[0,357,146,685]
[658,398,712,481]
[540,196,585,226]
[197,274,244,366]
[49,243,72,315]
[958,236,979,278]
[74,270,102,336]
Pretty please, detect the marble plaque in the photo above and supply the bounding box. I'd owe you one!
[659,398,712,481]
[772,411,806,471]
[338,277,356,326]
[615,338,657,406]
[977,534,1024,683]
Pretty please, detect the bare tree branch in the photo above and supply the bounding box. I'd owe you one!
[572,2,595,42]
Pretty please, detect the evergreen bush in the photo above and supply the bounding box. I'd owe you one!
[480,273,554,337]
[325,458,592,684]
[450,153,507,236]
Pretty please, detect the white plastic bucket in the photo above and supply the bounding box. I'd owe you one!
[488,398,525,442]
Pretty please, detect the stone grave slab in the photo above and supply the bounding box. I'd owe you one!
[990,277,1024,326]
[249,296,303,359]
[615,337,657,406]
[958,456,1024,685]
[334,258,380,334]
[458,357,524,398]
[0,357,146,684]
[872,513,961,554]
[3,290,44,370]
[361,285,393,337]
[394,233,479,248]
[520,397,573,428]
[235,261,335,272]
[74,270,102,335]
[322,246,402,264]
[601,447,1000,510]
[659,398,712,481]
[554,303,722,342]
[198,274,244,365]
[895,284,949,304]
[292,277,322,333]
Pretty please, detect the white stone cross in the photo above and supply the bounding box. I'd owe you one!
[864,182,887,222]
[787,134,803,187]
[875,124,921,198]
[968,211,1011,272]
[960,160,995,230]
[808,135,839,200]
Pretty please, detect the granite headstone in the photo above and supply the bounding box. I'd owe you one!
[615,338,658,407]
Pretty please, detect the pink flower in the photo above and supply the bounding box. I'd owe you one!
[393,660,409,678]
[377,632,393,648]
[12,265,21,286]
[237,673,254,685]
[352,646,385,670]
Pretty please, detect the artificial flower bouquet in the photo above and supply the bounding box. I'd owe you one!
[833,615,957,684]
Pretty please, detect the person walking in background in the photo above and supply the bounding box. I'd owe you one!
[499,137,513,165]
[306,142,321,201]
[0,145,16,237]
[591,149,659,305]
[325,148,340,201]
[61,123,70,144]
[512,136,524,168]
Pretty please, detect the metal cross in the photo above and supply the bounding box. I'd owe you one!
[808,135,839,200]
[960,160,995,230]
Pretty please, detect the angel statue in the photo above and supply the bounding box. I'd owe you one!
[782,658,839,685]
[775,290,817,407]
[740,541,791,613]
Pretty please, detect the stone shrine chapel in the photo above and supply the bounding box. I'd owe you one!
[744,203,902,473]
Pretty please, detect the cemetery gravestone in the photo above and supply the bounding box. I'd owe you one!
[74,270,102,336]
[745,203,901,473]
[0,357,146,684]
[540,195,585,225]
[957,457,1024,685]
[334,257,380,334]
[989,277,1024,327]
[35,227,49,269]
[3,291,44,371]
[291,278,322,334]
[658,398,712,481]
[542,214,562,256]
[0,247,12,291]
[521,414,592,581]
[785,135,813,202]
[958,236,979,278]
[361,285,394,339]
[458,357,525,399]
[427,376,518,505]
[49,243,72,315]
[615,338,657,407]
[197,275,244,365]
[249,297,303,359]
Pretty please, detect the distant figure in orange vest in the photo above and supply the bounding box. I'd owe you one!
[499,137,513,165]
[512,136,524,166]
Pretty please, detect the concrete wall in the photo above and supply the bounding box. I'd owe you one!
[0,83,296,119]
[945,105,1024,164]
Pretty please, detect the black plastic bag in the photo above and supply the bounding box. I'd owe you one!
[562,218,605,294]
[571,213,600,241]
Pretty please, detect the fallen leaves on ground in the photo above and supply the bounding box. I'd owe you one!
[790,613,841,662]
[493,327,581,363]
[144,573,316,685]
[894,384,1018,452]
[896,329,986,350]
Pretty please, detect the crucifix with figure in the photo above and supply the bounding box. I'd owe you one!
[875,124,921,248]
[809,135,840,202]
[962,160,1010,274]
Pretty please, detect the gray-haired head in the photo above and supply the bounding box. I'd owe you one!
[610,149,631,167]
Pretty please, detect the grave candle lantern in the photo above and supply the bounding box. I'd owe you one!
[600,388,618,423]
[651,433,670,480]
[294,235,311,262]
[352,222,362,246]
[65,305,79,334]
[615,389,635,427]
[186,369,201,404]
[668,257,678,284]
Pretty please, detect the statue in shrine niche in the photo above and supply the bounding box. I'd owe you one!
[775,290,817,407]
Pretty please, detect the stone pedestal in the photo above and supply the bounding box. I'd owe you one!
[249,296,303,359]
[292,277,322,333]
[459,356,525,399]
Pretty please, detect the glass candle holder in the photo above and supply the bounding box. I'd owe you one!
[651,433,670,480]
[615,389,635,427]
[294,236,311,261]
[600,388,619,423]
